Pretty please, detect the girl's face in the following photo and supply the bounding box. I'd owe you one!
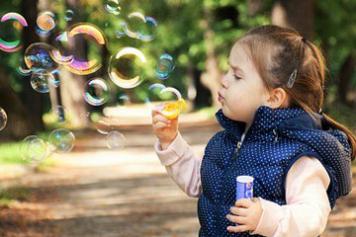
[218,43,270,126]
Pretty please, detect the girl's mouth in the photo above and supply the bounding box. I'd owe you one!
[218,92,224,102]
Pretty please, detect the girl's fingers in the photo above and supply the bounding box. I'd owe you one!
[229,206,248,216]
[153,121,170,129]
[235,198,252,208]
[152,114,170,124]
[227,224,250,233]
[226,214,247,225]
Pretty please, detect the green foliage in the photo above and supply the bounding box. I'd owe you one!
[0,0,354,124]
[315,0,356,84]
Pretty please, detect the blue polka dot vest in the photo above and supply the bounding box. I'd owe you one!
[198,106,352,236]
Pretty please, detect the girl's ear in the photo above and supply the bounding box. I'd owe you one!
[266,88,289,109]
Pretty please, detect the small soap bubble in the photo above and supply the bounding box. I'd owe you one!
[36,11,56,32]
[156,53,175,80]
[20,135,50,162]
[117,93,130,105]
[30,73,53,93]
[16,65,32,76]
[0,107,7,131]
[105,0,121,15]
[122,12,157,42]
[84,78,110,106]
[64,10,74,21]
[48,128,75,153]
[106,130,126,149]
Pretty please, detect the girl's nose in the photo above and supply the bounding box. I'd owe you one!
[221,74,229,88]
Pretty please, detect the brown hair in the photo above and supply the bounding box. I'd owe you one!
[237,25,356,160]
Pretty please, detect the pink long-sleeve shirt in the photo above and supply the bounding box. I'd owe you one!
[154,132,331,237]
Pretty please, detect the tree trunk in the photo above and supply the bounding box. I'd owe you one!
[337,53,355,106]
[201,8,222,108]
[0,68,33,141]
[60,0,89,128]
[248,0,264,16]
[187,65,211,109]
[271,0,314,40]
[20,0,46,132]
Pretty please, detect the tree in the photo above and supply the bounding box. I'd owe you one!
[271,0,314,39]
[20,0,46,132]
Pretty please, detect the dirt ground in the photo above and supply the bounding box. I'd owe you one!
[0,123,355,237]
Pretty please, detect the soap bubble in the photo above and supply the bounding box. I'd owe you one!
[95,118,111,135]
[20,135,50,162]
[49,70,61,87]
[1,12,28,26]
[30,73,53,93]
[0,12,28,53]
[65,23,105,75]
[54,105,67,122]
[36,11,56,32]
[48,128,75,153]
[145,83,167,109]
[51,32,74,65]
[108,47,147,89]
[24,42,58,74]
[117,93,130,105]
[106,130,126,149]
[64,10,74,21]
[105,0,121,15]
[147,86,186,120]
[156,53,175,80]
[68,23,105,45]
[84,78,110,106]
[122,12,157,42]
[16,65,32,76]
[159,87,186,120]
[0,107,7,131]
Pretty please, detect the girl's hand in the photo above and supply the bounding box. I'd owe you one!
[152,107,178,150]
[226,198,263,233]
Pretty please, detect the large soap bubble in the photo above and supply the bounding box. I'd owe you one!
[108,47,147,89]
[24,42,58,74]
[0,12,28,53]
[64,23,106,75]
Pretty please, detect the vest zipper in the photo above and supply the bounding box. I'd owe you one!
[233,133,245,159]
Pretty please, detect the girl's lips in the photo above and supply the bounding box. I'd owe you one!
[218,92,224,102]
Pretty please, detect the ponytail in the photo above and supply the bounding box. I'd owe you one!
[322,113,356,161]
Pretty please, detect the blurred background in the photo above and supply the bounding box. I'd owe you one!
[0,0,355,236]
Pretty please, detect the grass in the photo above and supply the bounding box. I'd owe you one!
[0,186,31,207]
[0,142,29,165]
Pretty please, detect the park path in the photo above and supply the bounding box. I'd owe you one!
[0,121,355,237]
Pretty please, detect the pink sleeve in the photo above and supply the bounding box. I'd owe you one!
[251,156,331,237]
[154,132,202,197]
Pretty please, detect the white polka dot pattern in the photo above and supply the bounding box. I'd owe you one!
[197,106,352,236]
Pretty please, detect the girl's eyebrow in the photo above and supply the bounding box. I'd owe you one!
[228,61,244,75]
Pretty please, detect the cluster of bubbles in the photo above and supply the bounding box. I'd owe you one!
[20,128,75,163]
[0,3,183,159]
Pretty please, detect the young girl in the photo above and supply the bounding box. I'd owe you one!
[152,25,355,237]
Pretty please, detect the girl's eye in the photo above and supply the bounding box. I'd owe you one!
[234,75,242,80]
